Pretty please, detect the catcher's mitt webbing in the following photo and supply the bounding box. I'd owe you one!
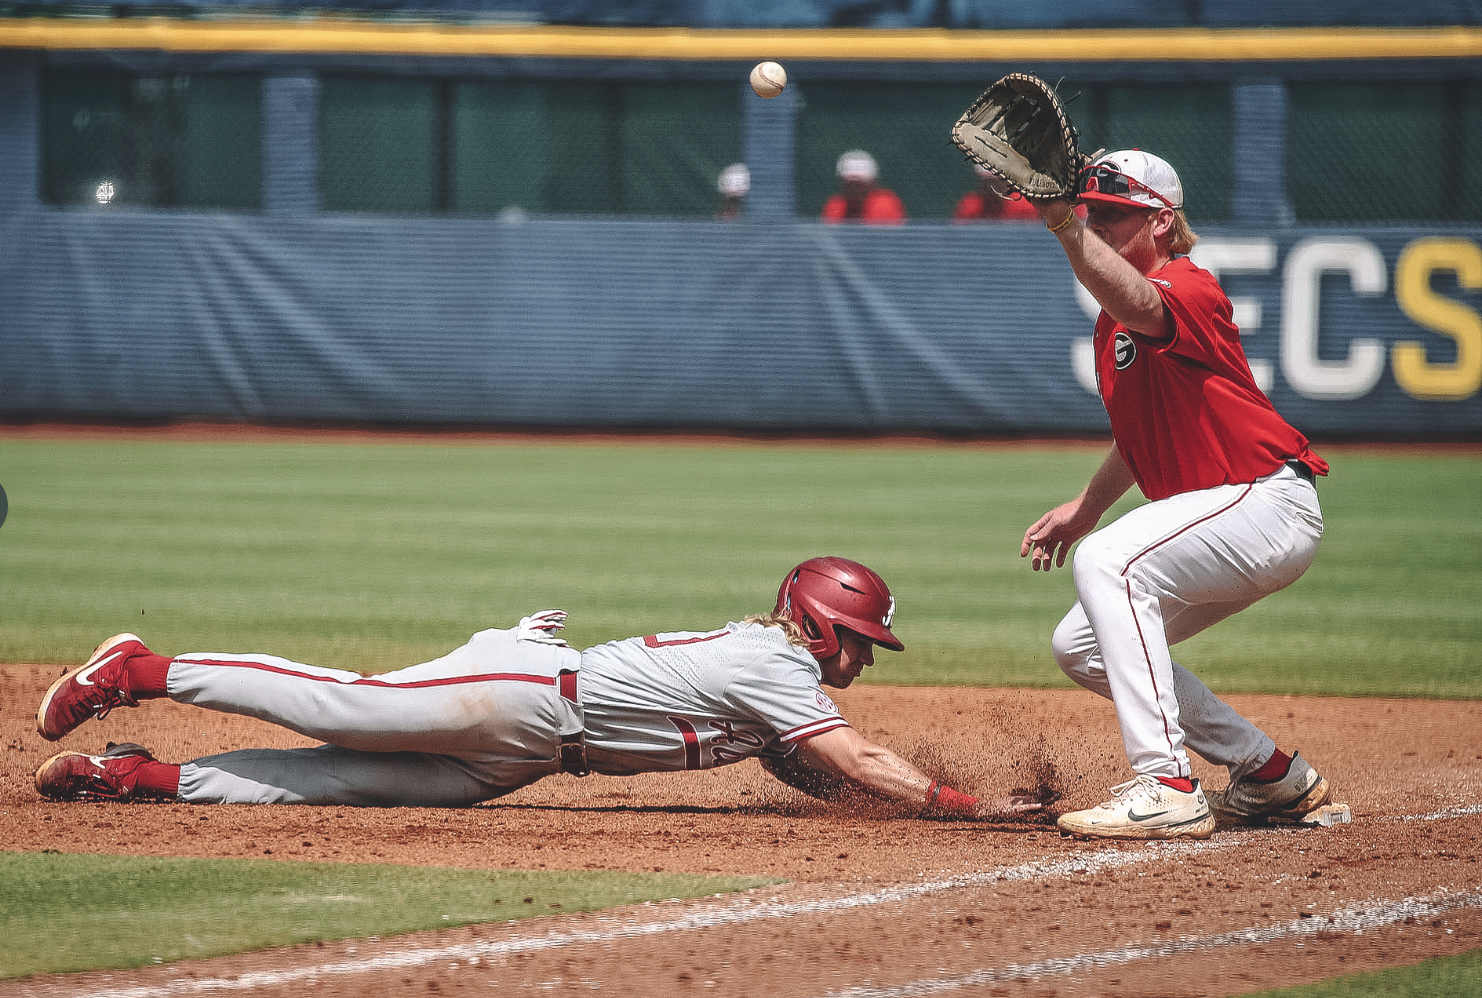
[951,73,1087,201]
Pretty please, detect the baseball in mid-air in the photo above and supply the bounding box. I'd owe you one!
[750,61,787,98]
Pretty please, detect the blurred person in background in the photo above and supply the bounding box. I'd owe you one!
[821,149,906,224]
[954,164,1040,222]
[716,162,749,221]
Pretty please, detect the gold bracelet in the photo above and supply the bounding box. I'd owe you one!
[1046,213,1075,234]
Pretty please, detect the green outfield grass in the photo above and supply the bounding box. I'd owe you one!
[0,851,772,978]
[1252,948,1482,997]
[0,436,1477,696]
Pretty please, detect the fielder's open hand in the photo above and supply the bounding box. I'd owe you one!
[1021,447,1136,571]
[1021,498,1096,571]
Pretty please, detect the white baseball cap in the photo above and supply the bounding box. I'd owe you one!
[718,163,750,196]
[1079,149,1183,210]
[836,149,878,182]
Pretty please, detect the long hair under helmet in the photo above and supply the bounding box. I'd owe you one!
[774,557,904,659]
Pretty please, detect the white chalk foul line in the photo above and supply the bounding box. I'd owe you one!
[1392,802,1482,822]
[38,841,1222,998]
[36,805,1479,998]
[817,887,1482,998]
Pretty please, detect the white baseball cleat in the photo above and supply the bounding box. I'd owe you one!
[1057,774,1216,841]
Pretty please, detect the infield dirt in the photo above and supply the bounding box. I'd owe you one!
[3,664,1480,998]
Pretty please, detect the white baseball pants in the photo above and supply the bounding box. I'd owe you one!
[1051,463,1323,783]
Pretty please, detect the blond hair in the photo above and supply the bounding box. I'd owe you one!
[1169,209,1199,256]
[744,611,810,648]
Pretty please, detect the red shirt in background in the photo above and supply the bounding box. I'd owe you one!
[821,187,907,224]
[953,191,1040,221]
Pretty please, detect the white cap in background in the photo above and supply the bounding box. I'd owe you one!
[836,149,878,182]
[718,163,750,196]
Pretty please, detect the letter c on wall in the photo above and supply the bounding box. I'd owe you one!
[1280,238,1387,400]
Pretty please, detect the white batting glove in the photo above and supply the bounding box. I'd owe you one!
[516,609,569,646]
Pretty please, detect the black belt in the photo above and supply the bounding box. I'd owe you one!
[557,668,590,776]
[1285,460,1315,486]
[559,734,590,777]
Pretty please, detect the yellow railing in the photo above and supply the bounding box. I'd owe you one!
[0,20,1479,61]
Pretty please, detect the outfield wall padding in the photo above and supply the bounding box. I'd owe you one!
[2,205,1479,437]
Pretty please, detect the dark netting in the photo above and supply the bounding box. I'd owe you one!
[318,76,742,216]
[1288,80,1482,223]
[37,69,1482,223]
[41,69,260,209]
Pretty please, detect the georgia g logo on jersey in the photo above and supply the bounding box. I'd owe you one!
[1113,331,1137,370]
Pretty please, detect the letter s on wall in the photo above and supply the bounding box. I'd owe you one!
[1393,238,1482,401]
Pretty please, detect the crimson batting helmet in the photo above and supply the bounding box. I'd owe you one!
[775,557,904,660]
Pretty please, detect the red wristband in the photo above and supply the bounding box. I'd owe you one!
[922,780,978,816]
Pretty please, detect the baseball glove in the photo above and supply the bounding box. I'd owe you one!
[951,73,1092,201]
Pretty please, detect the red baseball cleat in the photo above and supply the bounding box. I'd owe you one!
[34,743,168,801]
[36,633,150,741]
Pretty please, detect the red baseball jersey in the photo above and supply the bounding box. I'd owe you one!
[953,190,1040,222]
[1093,256,1328,501]
[820,187,907,224]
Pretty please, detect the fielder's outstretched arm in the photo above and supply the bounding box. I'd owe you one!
[791,726,1043,818]
[1035,198,1174,339]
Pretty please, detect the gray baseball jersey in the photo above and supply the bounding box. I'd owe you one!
[170,619,847,806]
[580,621,848,776]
